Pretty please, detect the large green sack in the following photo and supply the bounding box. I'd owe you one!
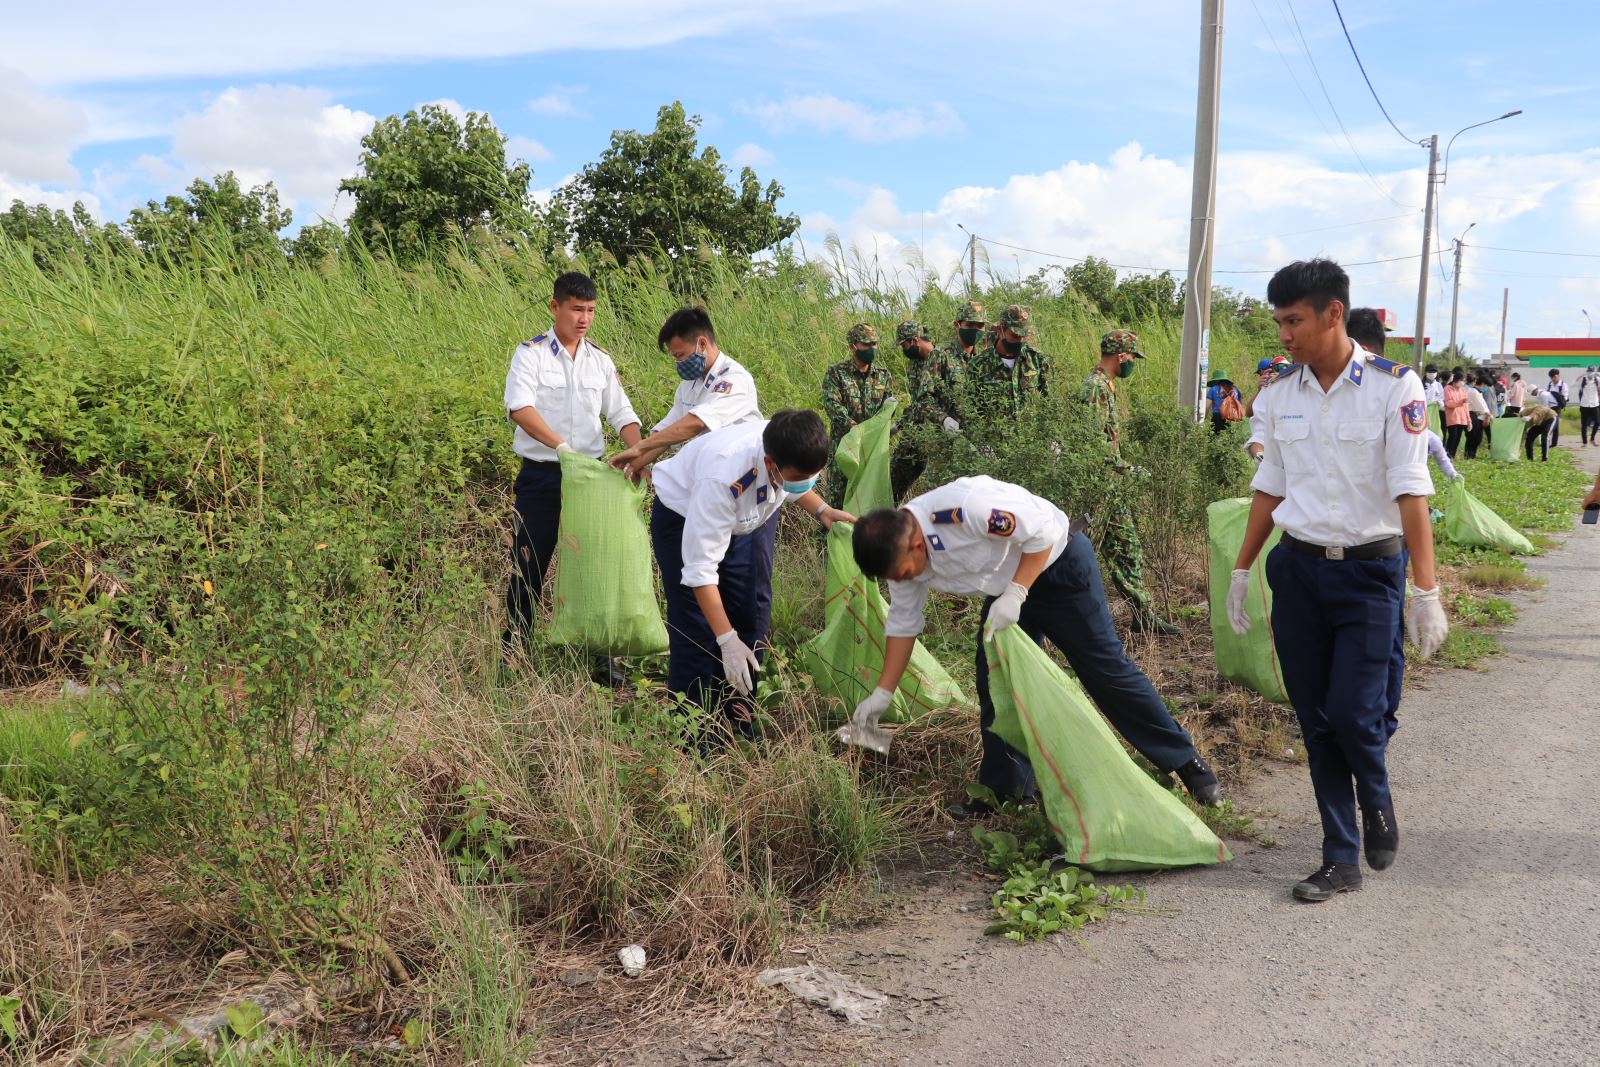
[803,400,964,722]
[1439,479,1534,554]
[1489,417,1523,463]
[547,452,669,654]
[984,627,1230,871]
[1207,498,1289,704]
[1428,403,1443,439]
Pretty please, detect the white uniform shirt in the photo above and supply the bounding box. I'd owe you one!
[653,420,789,588]
[503,331,639,462]
[1579,374,1600,408]
[1423,377,1445,407]
[1250,347,1433,548]
[653,352,762,434]
[1465,387,1490,417]
[885,477,1071,639]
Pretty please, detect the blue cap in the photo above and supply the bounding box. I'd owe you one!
[1256,357,1275,372]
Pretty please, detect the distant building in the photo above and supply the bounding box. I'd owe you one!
[1514,338,1600,375]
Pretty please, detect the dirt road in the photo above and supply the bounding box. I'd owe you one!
[805,445,1600,1067]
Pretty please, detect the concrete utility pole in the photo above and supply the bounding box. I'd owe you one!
[1179,0,1224,416]
[1498,288,1509,360]
[1412,134,1439,369]
[969,233,977,291]
[1447,222,1475,356]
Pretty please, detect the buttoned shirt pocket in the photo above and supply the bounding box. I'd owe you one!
[1336,418,1383,475]
[1273,418,1313,472]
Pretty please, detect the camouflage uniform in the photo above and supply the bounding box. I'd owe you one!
[966,305,1051,427]
[945,299,988,371]
[892,319,967,499]
[822,323,895,506]
[1082,329,1163,629]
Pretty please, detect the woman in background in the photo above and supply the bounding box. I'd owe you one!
[1443,370,1471,459]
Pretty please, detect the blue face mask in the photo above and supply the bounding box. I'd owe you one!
[781,475,818,497]
[675,350,707,381]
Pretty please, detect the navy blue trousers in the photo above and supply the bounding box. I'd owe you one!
[504,460,562,644]
[975,531,1199,800]
[650,500,778,737]
[1266,543,1405,865]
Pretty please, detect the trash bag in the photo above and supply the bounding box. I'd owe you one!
[1428,403,1443,439]
[1207,498,1290,704]
[804,400,964,722]
[983,627,1231,871]
[547,451,669,654]
[1489,417,1523,463]
[1438,479,1534,554]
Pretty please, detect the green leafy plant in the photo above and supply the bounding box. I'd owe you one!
[984,861,1146,943]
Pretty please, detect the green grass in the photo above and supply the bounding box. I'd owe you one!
[1435,629,1503,670]
[1450,594,1517,628]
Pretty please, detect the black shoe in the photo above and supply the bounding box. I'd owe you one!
[1175,756,1223,807]
[1293,862,1362,902]
[1362,804,1399,871]
[590,656,629,689]
[945,799,994,820]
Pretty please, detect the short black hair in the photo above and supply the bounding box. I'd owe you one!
[762,409,830,474]
[1512,372,1521,380]
[1346,307,1386,355]
[1266,258,1350,314]
[657,306,717,352]
[552,271,597,304]
[853,508,916,579]
[1549,368,1560,378]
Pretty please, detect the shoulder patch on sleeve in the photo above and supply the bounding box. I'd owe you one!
[729,468,758,499]
[1400,400,1427,434]
[712,380,734,394]
[931,507,964,525]
[986,509,1017,537]
[1365,354,1413,378]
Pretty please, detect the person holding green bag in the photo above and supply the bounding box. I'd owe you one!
[848,477,1221,811]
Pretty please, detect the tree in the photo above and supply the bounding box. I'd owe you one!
[126,172,291,266]
[555,102,799,287]
[287,220,346,268]
[1,200,131,269]
[339,105,537,260]
[1064,257,1118,314]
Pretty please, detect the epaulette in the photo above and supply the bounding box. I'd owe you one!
[931,507,964,525]
[525,333,546,346]
[1262,364,1302,386]
[728,468,758,499]
[586,339,609,356]
[1364,354,1412,378]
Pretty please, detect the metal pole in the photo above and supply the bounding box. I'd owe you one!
[1413,134,1439,368]
[1448,238,1465,356]
[968,234,977,291]
[1179,0,1224,416]
[1497,288,1509,360]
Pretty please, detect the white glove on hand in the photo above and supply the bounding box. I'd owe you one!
[555,440,574,454]
[983,582,1028,641]
[716,630,761,696]
[1226,569,1252,636]
[942,416,961,435]
[1406,586,1449,660]
[834,686,894,754]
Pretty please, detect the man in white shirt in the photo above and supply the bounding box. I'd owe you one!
[650,410,853,741]
[1226,259,1448,903]
[845,477,1221,809]
[1504,372,1527,417]
[502,272,642,671]
[1577,365,1600,446]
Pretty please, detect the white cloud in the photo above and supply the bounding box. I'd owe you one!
[745,94,962,143]
[527,88,584,117]
[0,67,87,183]
[730,142,775,168]
[505,136,552,164]
[418,97,469,124]
[171,85,375,219]
[0,174,102,216]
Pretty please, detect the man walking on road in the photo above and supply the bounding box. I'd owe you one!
[1226,259,1448,903]
[1577,366,1600,446]
[1546,369,1568,447]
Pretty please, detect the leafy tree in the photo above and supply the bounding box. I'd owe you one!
[555,102,799,287]
[1110,270,1181,321]
[1,200,130,269]
[126,172,291,266]
[1064,256,1118,313]
[339,105,538,260]
[287,219,346,268]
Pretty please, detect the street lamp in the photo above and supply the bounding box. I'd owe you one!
[1412,110,1523,367]
[1584,309,1593,338]
[1447,222,1476,356]
[955,223,975,290]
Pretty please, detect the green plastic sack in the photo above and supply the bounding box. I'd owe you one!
[984,627,1230,871]
[1428,403,1443,439]
[803,400,964,722]
[1439,479,1534,554]
[1207,498,1289,704]
[1489,417,1523,463]
[547,452,669,654]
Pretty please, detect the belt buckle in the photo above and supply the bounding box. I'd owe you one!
[1326,545,1345,561]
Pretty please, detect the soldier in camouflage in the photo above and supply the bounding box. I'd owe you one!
[944,299,988,368]
[891,319,967,499]
[821,323,896,506]
[1083,329,1176,635]
[966,304,1051,427]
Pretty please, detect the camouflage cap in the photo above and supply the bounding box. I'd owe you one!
[895,320,930,343]
[998,304,1035,340]
[1100,329,1145,359]
[847,323,879,346]
[955,300,987,324]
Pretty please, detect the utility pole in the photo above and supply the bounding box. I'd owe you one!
[1448,239,1465,357]
[1412,134,1439,368]
[1497,288,1509,361]
[968,233,977,291]
[1179,0,1224,416]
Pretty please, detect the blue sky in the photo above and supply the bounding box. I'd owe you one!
[5,0,1599,357]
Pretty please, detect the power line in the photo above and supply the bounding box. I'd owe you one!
[970,233,1421,277]
[1476,243,1600,260]
[1329,0,1420,145]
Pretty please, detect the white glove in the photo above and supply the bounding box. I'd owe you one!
[983,582,1028,641]
[555,440,574,454]
[716,630,761,696]
[834,686,894,754]
[1226,569,1252,636]
[942,416,961,435]
[1406,586,1449,660]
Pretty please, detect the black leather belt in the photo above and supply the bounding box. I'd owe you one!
[1281,532,1403,561]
